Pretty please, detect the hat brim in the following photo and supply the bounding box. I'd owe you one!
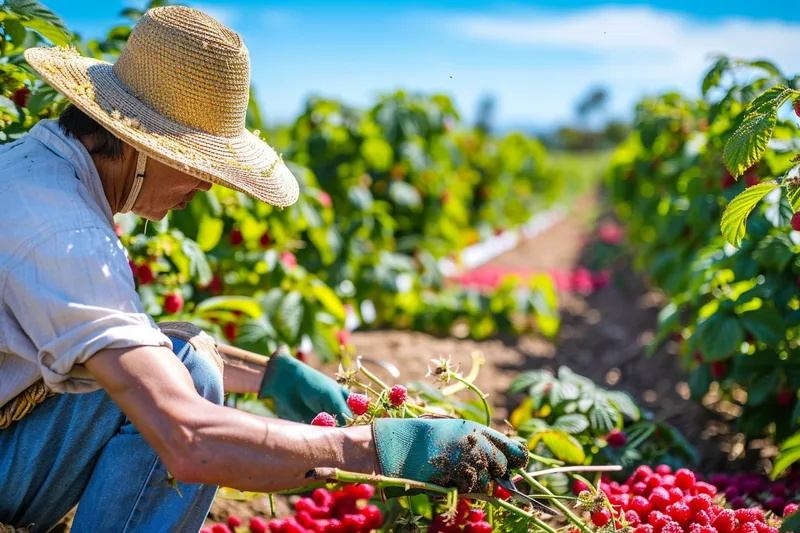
[23,46,299,208]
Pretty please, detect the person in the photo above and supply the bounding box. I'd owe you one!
[0,6,527,533]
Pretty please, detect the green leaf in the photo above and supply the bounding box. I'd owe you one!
[741,306,787,345]
[17,14,70,46]
[552,414,590,435]
[720,182,779,248]
[276,291,304,343]
[688,365,712,401]
[772,431,800,479]
[724,86,797,177]
[180,239,212,286]
[748,369,780,406]
[590,398,620,435]
[787,181,800,213]
[196,215,224,252]
[538,431,586,464]
[780,510,800,533]
[24,85,58,115]
[3,18,27,45]
[698,315,744,361]
[549,380,581,405]
[388,181,422,209]
[606,391,640,422]
[308,323,339,364]
[195,296,263,319]
[310,281,346,322]
[348,186,373,209]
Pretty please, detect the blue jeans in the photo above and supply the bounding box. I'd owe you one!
[0,337,224,533]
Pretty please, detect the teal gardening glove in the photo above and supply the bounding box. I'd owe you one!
[257,346,352,425]
[372,416,529,495]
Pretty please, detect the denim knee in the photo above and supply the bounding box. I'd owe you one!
[168,336,224,406]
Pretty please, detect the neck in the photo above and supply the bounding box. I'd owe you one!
[82,137,137,215]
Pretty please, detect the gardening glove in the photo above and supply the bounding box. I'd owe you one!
[257,345,352,425]
[372,416,529,496]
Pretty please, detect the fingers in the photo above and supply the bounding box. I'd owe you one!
[482,427,529,471]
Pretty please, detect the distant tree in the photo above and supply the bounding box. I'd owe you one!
[475,94,496,134]
[575,86,608,126]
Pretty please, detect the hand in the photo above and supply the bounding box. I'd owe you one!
[372,416,528,495]
[257,346,352,425]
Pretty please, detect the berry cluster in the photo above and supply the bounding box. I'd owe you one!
[427,499,493,533]
[706,470,800,515]
[579,464,794,533]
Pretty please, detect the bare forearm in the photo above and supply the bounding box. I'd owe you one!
[217,343,268,394]
[178,400,377,492]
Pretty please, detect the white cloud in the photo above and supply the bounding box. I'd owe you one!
[187,2,238,27]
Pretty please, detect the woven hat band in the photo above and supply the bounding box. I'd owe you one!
[112,5,250,137]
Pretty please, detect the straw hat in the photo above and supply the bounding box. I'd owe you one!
[23,5,299,207]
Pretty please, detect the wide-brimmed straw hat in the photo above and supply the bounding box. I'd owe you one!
[23,5,299,207]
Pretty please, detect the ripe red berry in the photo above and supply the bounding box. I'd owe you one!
[311,412,336,427]
[223,322,237,342]
[785,503,799,516]
[647,511,670,530]
[607,429,627,448]
[360,505,383,530]
[667,487,684,504]
[136,263,154,285]
[666,502,691,525]
[259,231,272,248]
[343,482,375,500]
[249,517,269,533]
[738,524,758,533]
[493,484,511,500]
[734,508,764,524]
[712,509,736,533]
[630,496,653,519]
[634,526,654,533]
[201,529,214,533]
[711,361,727,379]
[342,513,367,532]
[631,481,648,495]
[661,521,683,533]
[11,86,29,108]
[694,510,711,526]
[164,292,184,314]
[675,468,696,490]
[794,98,800,118]
[691,526,718,533]
[318,191,333,208]
[335,329,350,347]
[754,523,779,533]
[211,524,232,533]
[346,393,370,416]
[694,481,717,496]
[468,509,486,523]
[389,385,408,407]
[745,173,760,187]
[229,228,243,246]
[688,494,712,514]
[592,508,611,527]
[633,465,655,482]
[625,510,642,527]
[464,523,493,533]
[226,516,242,529]
[649,487,671,511]
[655,465,672,476]
[778,390,795,408]
[792,212,800,232]
[573,479,589,495]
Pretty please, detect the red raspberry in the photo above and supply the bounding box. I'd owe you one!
[634,526,654,533]
[792,212,800,232]
[249,516,269,533]
[656,465,673,476]
[738,524,758,533]
[336,329,350,347]
[666,502,692,525]
[283,519,305,533]
[326,518,343,533]
[661,475,677,489]
[592,508,611,527]
[754,524,779,533]
[227,516,243,529]
[633,465,655,482]
[675,469,696,490]
[630,496,653,519]
[312,488,334,508]
[311,412,336,427]
[694,510,711,526]
[793,98,800,118]
[223,323,238,343]
[689,494,713,514]
[493,484,511,500]
[201,529,214,533]
[342,514,367,532]
[259,231,272,248]
[689,526,717,533]
[464,523,493,533]
[734,508,764,524]
[343,483,375,500]
[229,228,243,246]
[661,522,683,533]
[712,509,736,533]
[346,393,370,416]
[295,511,314,529]
[649,487,671,511]
[318,191,333,208]
[164,292,184,314]
[632,482,648,495]
[359,505,383,529]
[626,510,642,527]
[646,475,664,491]
[573,479,590,494]
[279,251,297,269]
[694,482,718,497]
[389,385,408,407]
[608,429,628,448]
[778,390,795,408]
[468,509,486,523]
[136,264,154,285]
[668,488,684,504]
[711,361,727,379]
[11,86,29,108]
[211,525,232,533]
[648,511,670,529]
[784,503,799,516]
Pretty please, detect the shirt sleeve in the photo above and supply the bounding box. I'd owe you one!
[3,225,173,394]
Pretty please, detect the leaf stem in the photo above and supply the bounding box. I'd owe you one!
[448,373,491,426]
[517,470,593,533]
[526,465,622,478]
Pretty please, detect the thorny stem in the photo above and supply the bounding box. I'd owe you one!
[517,470,593,533]
[526,465,622,478]
[448,373,492,426]
[269,493,276,519]
[356,360,391,392]
[528,452,565,467]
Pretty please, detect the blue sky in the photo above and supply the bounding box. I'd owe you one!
[45,0,800,131]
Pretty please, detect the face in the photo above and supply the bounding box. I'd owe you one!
[132,156,213,221]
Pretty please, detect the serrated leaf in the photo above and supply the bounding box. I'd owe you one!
[720,182,779,247]
[17,13,70,46]
[606,390,640,421]
[688,365,712,401]
[590,398,620,435]
[508,370,553,395]
[538,431,586,464]
[748,369,780,406]
[698,315,744,361]
[180,238,212,286]
[786,179,800,213]
[550,380,581,405]
[772,431,800,479]
[741,306,787,345]
[552,414,590,434]
[195,296,262,319]
[724,86,797,177]
[276,291,304,343]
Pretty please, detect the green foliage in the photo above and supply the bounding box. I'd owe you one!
[607,55,800,476]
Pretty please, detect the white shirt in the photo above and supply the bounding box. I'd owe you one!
[0,119,172,409]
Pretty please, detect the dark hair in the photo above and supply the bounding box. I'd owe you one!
[58,104,124,160]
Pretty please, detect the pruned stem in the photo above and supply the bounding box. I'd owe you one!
[448,373,491,426]
[527,465,622,478]
[517,470,593,533]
